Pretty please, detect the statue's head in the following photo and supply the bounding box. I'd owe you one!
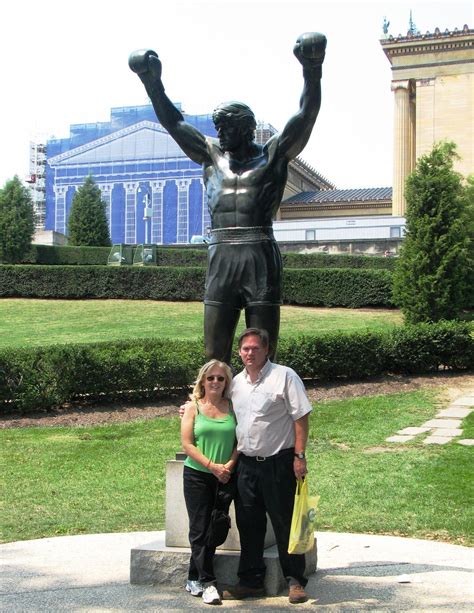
[212,101,256,146]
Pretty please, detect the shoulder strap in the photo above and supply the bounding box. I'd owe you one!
[194,398,200,414]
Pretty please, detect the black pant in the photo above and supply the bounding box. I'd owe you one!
[183,466,218,583]
[234,450,307,588]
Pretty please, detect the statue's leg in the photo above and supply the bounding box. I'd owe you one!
[244,305,280,361]
[204,304,241,364]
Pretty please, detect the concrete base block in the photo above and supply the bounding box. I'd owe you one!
[165,460,275,550]
[130,532,317,596]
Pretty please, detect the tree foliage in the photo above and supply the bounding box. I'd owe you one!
[393,142,473,323]
[0,176,35,263]
[68,176,111,247]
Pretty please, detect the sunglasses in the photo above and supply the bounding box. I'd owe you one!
[206,375,225,382]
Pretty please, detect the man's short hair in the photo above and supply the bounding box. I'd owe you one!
[238,328,269,348]
[212,101,257,137]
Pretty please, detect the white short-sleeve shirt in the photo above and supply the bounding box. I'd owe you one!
[230,360,312,457]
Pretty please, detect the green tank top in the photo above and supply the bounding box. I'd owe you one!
[184,400,237,473]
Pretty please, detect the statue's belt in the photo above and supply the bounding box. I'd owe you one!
[209,226,275,244]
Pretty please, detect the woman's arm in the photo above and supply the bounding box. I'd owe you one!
[224,445,239,473]
[180,402,210,469]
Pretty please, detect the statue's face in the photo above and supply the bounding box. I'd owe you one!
[214,119,243,152]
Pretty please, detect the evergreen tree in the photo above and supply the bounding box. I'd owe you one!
[393,142,473,323]
[68,175,111,246]
[0,176,35,263]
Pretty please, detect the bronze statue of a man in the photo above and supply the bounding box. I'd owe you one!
[129,32,326,363]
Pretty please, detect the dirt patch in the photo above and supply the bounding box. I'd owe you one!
[1,371,472,430]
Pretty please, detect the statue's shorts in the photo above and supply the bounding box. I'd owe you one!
[204,226,282,310]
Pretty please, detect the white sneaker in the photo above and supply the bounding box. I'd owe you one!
[185,579,204,596]
[202,584,221,605]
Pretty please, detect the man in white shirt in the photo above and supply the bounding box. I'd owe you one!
[222,328,312,604]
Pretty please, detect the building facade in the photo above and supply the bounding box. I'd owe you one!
[381,23,473,215]
[43,105,332,244]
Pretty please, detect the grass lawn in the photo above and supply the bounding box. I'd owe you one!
[0,299,403,348]
[2,388,472,545]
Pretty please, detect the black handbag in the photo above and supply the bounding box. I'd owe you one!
[205,477,236,547]
[205,508,231,547]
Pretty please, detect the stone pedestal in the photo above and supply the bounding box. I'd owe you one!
[130,532,317,596]
[130,457,317,595]
[165,459,275,550]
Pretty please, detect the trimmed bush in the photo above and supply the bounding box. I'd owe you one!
[386,320,474,373]
[282,252,396,270]
[0,265,206,300]
[0,265,393,307]
[22,245,209,267]
[0,339,206,412]
[155,248,207,266]
[282,268,393,307]
[275,331,389,379]
[1,321,471,413]
[21,244,394,269]
[23,245,111,265]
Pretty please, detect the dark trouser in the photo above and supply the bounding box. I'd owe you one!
[234,449,307,588]
[183,465,218,584]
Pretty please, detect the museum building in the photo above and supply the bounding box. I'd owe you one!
[41,105,332,245]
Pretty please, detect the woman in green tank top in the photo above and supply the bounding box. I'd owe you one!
[181,359,238,605]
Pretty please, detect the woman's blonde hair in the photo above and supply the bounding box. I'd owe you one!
[189,359,233,401]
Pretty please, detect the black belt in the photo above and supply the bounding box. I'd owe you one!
[241,447,294,462]
[209,226,275,244]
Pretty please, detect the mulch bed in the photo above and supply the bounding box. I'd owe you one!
[1,371,472,429]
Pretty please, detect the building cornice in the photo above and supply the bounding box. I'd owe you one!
[381,25,473,62]
[48,121,169,165]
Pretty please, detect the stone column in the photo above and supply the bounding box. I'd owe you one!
[98,183,113,232]
[200,179,211,239]
[53,185,68,235]
[175,179,192,244]
[391,80,415,216]
[409,83,417,180]
[150,180,166,244]
[124,182,139,244]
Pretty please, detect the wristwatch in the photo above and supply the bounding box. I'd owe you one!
[294,451,306,460]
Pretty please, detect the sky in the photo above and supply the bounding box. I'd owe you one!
[1,0,472,190]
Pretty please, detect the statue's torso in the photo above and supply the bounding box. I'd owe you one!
[204,138,288,229]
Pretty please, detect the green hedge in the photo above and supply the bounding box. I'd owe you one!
[282,268,393,307]
[22,245,111,265]
[1,321,471,413]
[281,252,396,270]
[276,321,474,378]
[0,265,206,300]
[0,265,393,307]
[0,339,206,413]
[20,244,394,269]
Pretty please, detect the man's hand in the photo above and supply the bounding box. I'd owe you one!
[293,32,326,70]
[293,457,307,479]
[128,49,162,81]
[179,403,186,419]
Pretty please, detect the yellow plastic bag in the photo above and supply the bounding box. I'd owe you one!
[288,478,320,554]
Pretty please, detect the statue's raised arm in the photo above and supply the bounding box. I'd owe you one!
[277,32,326,160]
[128,50,210,165]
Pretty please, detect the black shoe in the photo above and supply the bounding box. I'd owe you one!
[221,584,266,600]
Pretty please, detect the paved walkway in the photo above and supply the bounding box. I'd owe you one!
[386,391,474,446]
[1,531,473,611]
